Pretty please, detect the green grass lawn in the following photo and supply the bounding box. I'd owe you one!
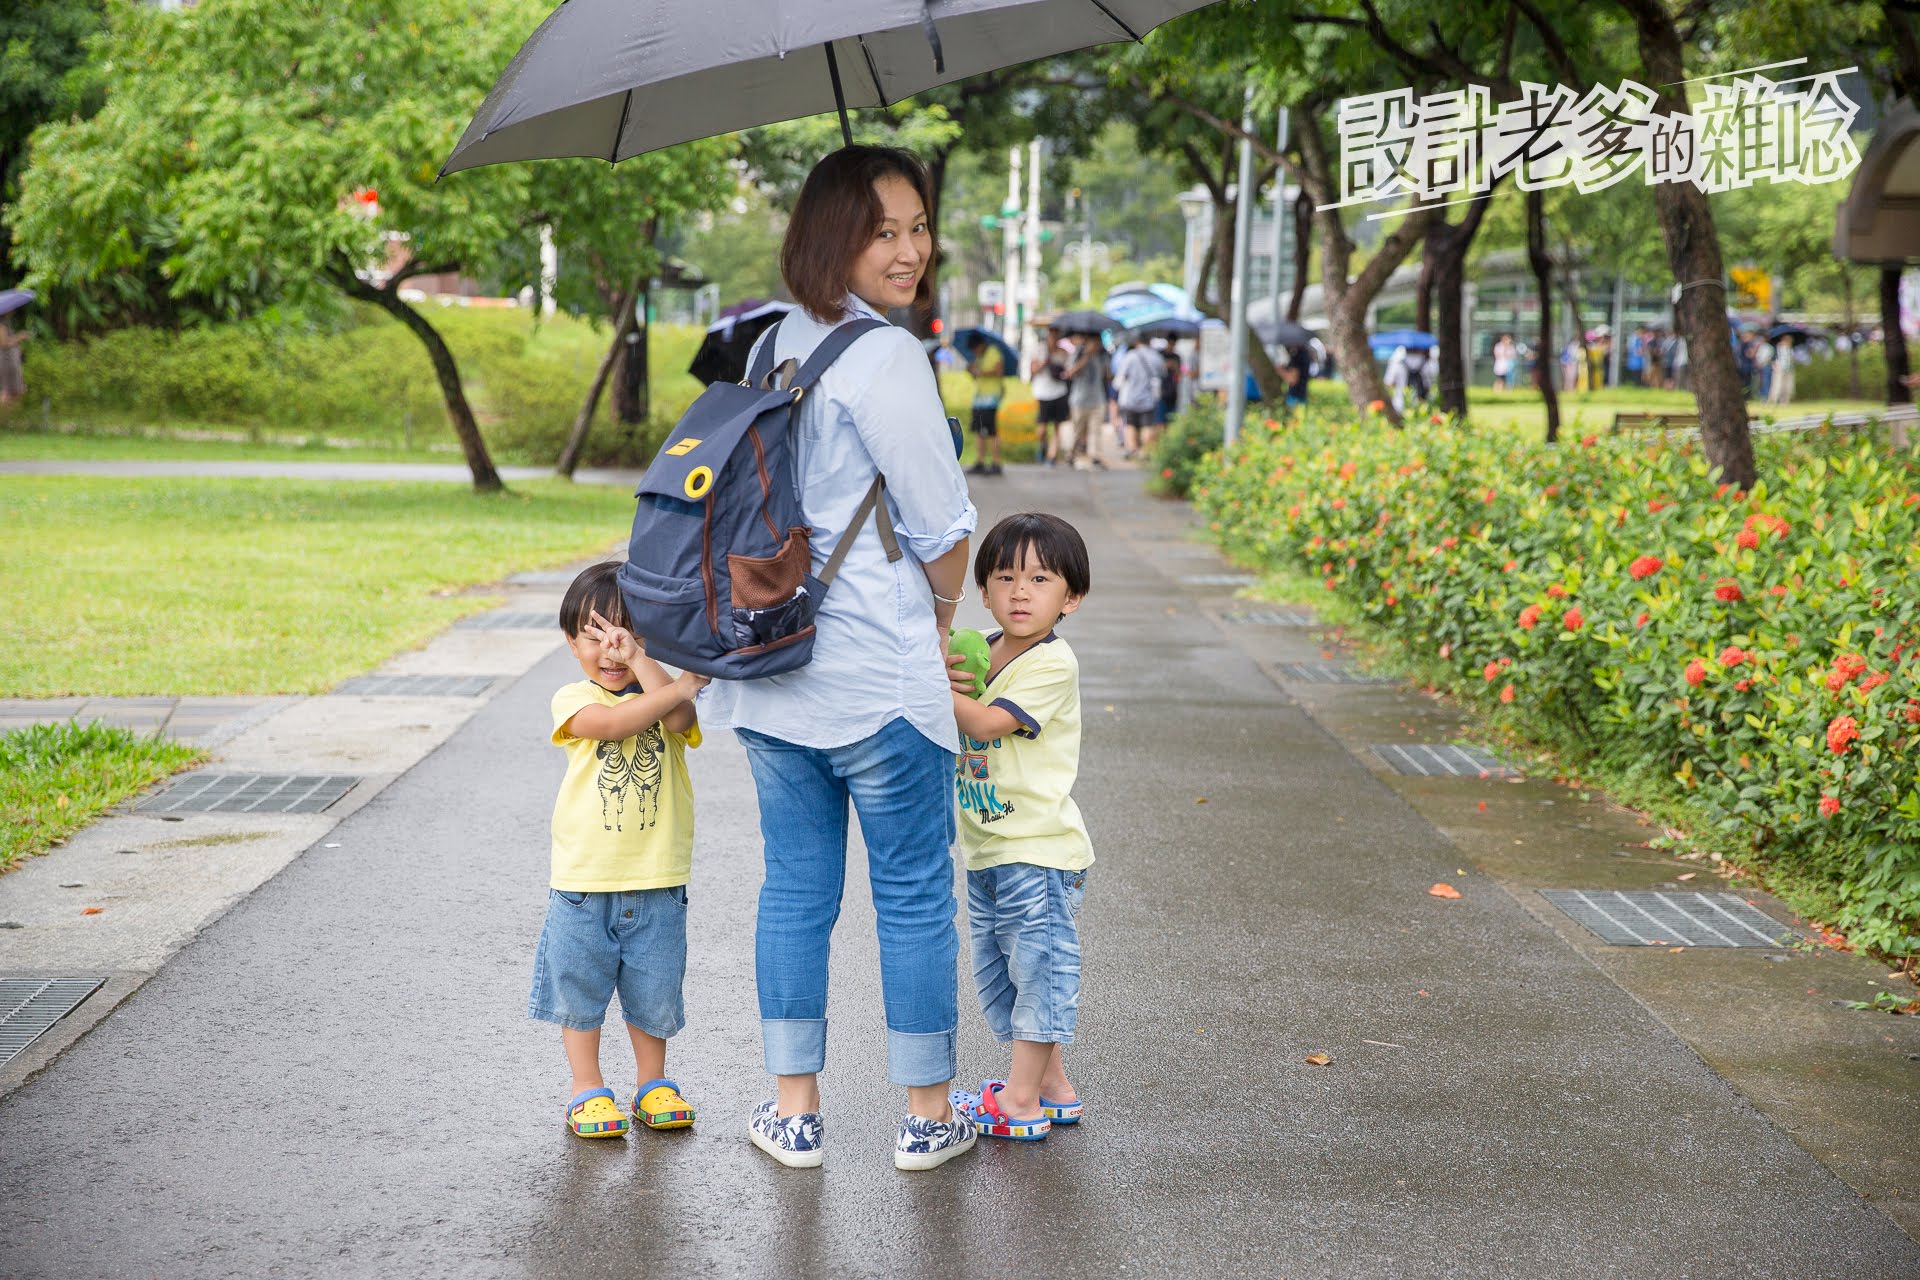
[1,721,203,873]
[1441,386,1890,438]
[0,476,637,696]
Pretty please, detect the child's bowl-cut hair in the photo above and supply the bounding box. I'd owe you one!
[974,512,1091,599]
[559,561,631,639]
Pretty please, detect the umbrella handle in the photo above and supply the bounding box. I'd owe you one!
[825,44,853,148]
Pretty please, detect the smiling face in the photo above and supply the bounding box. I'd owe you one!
[567,630,630,693]
[847,176,930,314]
[983,543,1081,642]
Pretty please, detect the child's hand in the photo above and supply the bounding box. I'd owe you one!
[675,669,710,698]
[584,608,642,671]
[945,650,978,696]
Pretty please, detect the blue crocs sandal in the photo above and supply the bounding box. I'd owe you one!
[979,1078,1083,1125]
[567,1086,630,1139]
[951,1081,1050,1141]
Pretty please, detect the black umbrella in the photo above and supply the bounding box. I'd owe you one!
[444,1,1228,173]
[1051,309,1119,336]
[1129,316,1200,339]
[687,300,795,386]
[1766,323,1812,342]
[1257,317,1315,349]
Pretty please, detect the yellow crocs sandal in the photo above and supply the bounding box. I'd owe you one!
[567,1087,630,1139]
[633,1078,695,1131]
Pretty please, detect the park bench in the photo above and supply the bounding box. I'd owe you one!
[1610,410,1701,433]
[1749,403,1920,436]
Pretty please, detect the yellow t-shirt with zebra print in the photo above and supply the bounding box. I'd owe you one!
[549,680,701,892]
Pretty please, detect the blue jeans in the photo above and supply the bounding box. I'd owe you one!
[527,886,688,1037]
[737,717,959,1087]
[968,864,1087,1044]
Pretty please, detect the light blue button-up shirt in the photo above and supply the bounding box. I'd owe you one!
[699,294,977,753]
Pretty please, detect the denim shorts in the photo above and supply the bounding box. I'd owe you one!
[528,886,688,1037]
[967,863,1088,1045]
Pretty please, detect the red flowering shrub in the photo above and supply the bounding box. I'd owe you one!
[1189,408,1920,954]
[1820,796,1841,818]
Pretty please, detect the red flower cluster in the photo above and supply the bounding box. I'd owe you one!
[1861,670,1889,692]
[1826,715,1860,754]
[1685,658,1708,686]
[1819,796,1841,818]
[1717,646,1748,667]
[1546,583,1569,598]
[1502,559,1518,573]
[1499,683,1515,703]
[1562,606,1585,631]
[1743,512,1791,539]
[1647,499,1672,513]
[1735,528,1760,550]
[1331,497,1347,510]
[1635,612,1651,628]
[1483,656,1513,682]
[1338,461,1357,481]
[1906,700,1920,725]
[1629,555,1664,580]
[1517,604,1543,630]
[1713,579,1743,603]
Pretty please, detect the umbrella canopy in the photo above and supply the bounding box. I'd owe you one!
[1259,318,1316,349]
[1371,329,1437,351]
[688,301,795,385]
[445,0,1226,175]
[1766,323,1813,342]
[0,288,35,318]
[1127,316,1200,339]
[1050,308,1119,336]
[927,326,1018,368]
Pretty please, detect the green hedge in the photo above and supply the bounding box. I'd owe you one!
[1184,410,1920,956]
[11,306,710,466]
[1796,346,1886,403]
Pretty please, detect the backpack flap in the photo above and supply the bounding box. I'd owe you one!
[634,382,796,505]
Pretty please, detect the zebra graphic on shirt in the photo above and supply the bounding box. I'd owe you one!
[595,739,636,831]
[632,725,665,829]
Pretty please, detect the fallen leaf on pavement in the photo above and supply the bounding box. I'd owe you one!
[1416,990,1430,998]
[1195,797,1209,805]
[1428,883,1462,899]
[1304,1053,1333,1066]
[1668,947,1685,953]
[81,907,102,915]
[1676,873,1696,881]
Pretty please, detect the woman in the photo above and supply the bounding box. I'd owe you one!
[1027,324,1070,465]
[707,146,979,1172]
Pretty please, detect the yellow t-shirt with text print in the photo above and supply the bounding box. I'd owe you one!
[955,634,1092,873]
[550,680,700,892]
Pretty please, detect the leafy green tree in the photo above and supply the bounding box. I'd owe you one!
[522,142,733,475]
[0,0,105,288]
[12,0,543,491]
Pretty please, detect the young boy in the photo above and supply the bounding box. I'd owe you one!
[945,513,1093,1141]
[532,561,709,1139]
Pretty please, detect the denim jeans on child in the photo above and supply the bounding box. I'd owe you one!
[527,886,688,1037]
[737,716,959,1087]
[968,863,1087,1044]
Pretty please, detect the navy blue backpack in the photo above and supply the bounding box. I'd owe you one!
[617,317,899,679]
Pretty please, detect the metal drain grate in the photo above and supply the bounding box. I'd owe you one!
[454,610,555,630]
[1372,743,1520,777]
[137,774,360,815]
[1182,574,1258,587]
[1541,890,1800,948]
[334,674,500,697]
[1277,662,1392,684]
[1224,607,1318,626]
[0,977,105,1068]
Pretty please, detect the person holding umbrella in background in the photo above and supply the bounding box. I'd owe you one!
[0,290,32,409]
[1061,330,1110,470]
[965,331,1007,475]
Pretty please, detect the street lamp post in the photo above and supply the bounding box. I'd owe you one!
[1223,88,1257,446]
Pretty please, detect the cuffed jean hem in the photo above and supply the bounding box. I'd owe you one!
[991,1030,1074,1046]
[763,1017,829,1076]
[887,1028,957,1088]
[528,1007,684,1039]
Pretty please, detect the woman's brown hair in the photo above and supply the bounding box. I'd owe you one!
[780,146,939,323]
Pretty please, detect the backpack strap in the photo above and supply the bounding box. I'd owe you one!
[817,476,901,587]
[793,317,890,391]
[745,319,785,386]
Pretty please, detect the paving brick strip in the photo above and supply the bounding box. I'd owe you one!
[0,467,1914,1278]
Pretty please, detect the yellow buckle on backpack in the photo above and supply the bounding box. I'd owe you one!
[683,466,714,500]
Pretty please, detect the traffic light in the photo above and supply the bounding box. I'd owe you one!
[931,317,944,334]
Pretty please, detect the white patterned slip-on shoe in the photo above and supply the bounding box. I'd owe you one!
[748,1099,824,1169]
[893,1106,978,1171]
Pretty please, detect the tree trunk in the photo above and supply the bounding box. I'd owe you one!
[557,271,645,478]
[612,290,650,425]
[1619,0,1756,490]
[335,265,503,492]
[1294,106,1436,422]
[1428,195,1496,417]
[1287,192,1311,324]
[1883,265,1912,406]
[1526,189,1562,443]
[1840,265,1860,400]
[1415,243,1435,334]
[1201,185,1288,404]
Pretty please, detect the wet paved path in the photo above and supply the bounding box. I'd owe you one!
[2,467,1916,1278]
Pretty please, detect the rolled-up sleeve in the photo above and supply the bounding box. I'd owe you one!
[845,329,976,560]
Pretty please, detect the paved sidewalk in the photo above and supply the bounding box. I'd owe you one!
[0,695,290,747]
[0,466,1915,1278]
